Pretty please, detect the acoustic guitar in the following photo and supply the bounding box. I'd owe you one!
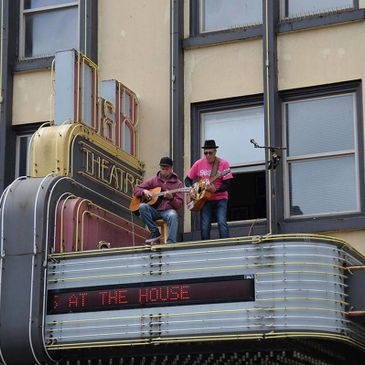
[129,187,190,213]
[187,169,231,212]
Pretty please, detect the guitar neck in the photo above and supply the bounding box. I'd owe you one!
[153,188,188,198]
[209,174,222,184]
[208,168,230,184]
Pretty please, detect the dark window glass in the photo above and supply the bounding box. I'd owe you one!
[227,171,266,222]
[16,135,30,177]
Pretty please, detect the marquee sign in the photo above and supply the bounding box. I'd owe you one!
[1,49,365,365]
[31,50,143,205]
[77,137,141,197]
[47,276,255,314]
[44,236,365,356]
[2,177,365,363]
[32,125,143,208]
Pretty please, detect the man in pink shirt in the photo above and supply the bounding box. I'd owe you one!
[185,140,233,240]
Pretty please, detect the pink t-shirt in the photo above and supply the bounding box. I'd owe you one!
[187,158,233,201]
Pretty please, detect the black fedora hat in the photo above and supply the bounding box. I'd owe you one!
[159,156,173,166]
[202,139,219,149]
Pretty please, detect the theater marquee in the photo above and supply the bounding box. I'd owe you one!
[32,123,143,204]
[1,49,365,365]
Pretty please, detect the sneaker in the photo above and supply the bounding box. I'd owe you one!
[145,232,161,244]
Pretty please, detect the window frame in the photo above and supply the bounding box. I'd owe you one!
[191,94,264,165]
[280,81,365,229]
[280,0,358,19]
[13,123,43,179]
[15,133,32,178]
[187,0,262,46]
[198,0,263,34]
[190,95,269,239]
[200,106,266,172]
[283,93,360,218]
[186,0,365,49]
[16,0,97,71]
[19,0,80,60]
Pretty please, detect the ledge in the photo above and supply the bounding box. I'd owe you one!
[184,8,365,49]
[183,25,262,49]
[279,8,365,33]
[13,56,54,72]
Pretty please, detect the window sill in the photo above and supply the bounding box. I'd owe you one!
[279,8,365,33]
[280,213,365,233]
[183,25,262,49]
[185,214,365,241]
[184,9,365,49]
[13,56,54,72]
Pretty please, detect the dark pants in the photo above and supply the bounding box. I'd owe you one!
[200,199,229,240]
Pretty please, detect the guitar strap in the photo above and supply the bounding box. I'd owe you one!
[210,157,220,181]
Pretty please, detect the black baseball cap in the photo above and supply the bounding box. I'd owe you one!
[159,156,173,167]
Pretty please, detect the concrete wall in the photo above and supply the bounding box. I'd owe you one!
[323,230,365,254]
[98,0,171,178]
[277,22,365,90]
[12,70,52,125]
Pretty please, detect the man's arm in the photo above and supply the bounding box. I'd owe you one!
[133,177,155,198]
[169,180,184,210]
[184,176,193,187]
[216,178,232,193]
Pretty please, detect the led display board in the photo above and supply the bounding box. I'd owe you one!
[47,276,255,314]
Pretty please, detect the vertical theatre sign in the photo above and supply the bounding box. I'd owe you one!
[30,49,149,251]
[32,49,144,211]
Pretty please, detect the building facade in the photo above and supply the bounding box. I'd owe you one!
[1,1,365,364]
[2,0,365,247]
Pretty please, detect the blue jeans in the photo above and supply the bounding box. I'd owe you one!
[138,203,178,243]
[200,199,229,240]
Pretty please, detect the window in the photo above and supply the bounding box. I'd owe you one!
[20,0,79,58]
[15,134,33,177]
[282,0,355,18]
[283,93,359,218]
[202,107,265,168]
[200,0,262,33]
[201,105,266,222]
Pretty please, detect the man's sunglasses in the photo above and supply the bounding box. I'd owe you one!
[204,151,214,155]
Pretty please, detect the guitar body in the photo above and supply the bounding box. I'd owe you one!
[188,190,212,211]
[129,187,162,212]
[187,168,231,212]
